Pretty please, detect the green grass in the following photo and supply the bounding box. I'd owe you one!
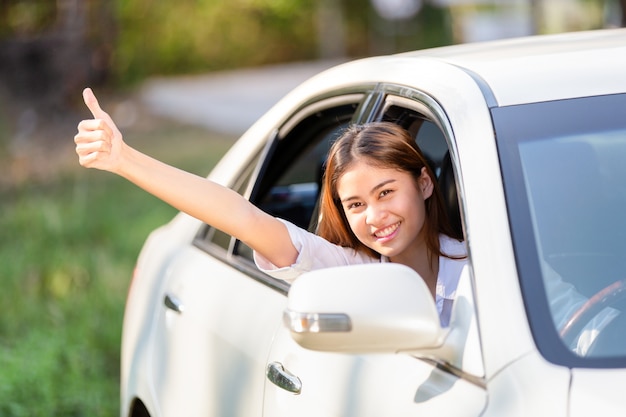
[0,121,234,417]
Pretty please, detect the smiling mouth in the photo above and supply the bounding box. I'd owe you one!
[374,222,400,239]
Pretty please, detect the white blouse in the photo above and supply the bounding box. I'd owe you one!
[254,219,468,326]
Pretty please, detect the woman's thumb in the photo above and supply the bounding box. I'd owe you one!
[83,87,107,119]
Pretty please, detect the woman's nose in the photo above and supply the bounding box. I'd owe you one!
[365,203,387,225]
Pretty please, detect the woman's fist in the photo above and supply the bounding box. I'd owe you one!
[74,88,125,172]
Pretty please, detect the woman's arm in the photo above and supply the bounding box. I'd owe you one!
[74,88,298,268]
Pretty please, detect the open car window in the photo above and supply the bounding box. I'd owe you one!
[194,94,364,273]
[194,89,466,288]
[236,95,363,261]
[379,95,463,239]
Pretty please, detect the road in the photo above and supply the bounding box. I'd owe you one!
[138,60,344,136]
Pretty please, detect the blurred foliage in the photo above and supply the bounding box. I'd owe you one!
[113,0,318,84]
[0,174,148,417]
[112,0,452,85]
[1,0,623,90]
[0,120,234,416]
[0,1,56,37]
[0,0,454,88]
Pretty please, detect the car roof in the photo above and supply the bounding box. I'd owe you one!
[393,28,626,106]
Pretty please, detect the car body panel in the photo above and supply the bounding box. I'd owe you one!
[121,29,626,417]
[264,329,487,417]
[570,368,626,416]
[399,29,626,106]
[121,219,196,417]
[265,262,487,417]
[148,245,285,416]
[482,351,570,417]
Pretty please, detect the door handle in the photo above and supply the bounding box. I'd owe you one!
[163,293,184,313]
[266,362,302,395]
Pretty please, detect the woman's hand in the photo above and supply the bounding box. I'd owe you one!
[74,88,125,173]
[72,88,298,267]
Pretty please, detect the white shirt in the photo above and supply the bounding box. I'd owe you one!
[254,219,467,326]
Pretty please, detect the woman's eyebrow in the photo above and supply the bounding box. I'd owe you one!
[371,178,396,194]
[340,178,396,203]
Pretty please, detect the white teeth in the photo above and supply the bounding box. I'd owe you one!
[374,222,399,238]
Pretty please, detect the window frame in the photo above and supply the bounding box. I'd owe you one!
[193,92,369,292]
[193,84,470,298]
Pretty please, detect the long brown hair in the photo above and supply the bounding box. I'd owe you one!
[317,122,462,259]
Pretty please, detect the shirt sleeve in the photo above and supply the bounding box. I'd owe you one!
[436,236,468,327]
[253,218,378,283]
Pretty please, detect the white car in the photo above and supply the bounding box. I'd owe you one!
[121,29,626,417]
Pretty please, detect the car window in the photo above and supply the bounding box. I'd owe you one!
[235,97,362,261]
[197,153,261,253]
[379,96,463,238]
[196,91,466,286]
[495,93,626,368]
[381,101,449,174]
[195,94,364,268]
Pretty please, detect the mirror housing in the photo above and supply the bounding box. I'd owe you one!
[284,263,447,353]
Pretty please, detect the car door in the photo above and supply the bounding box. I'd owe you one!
[149,93,365,417]
[148,150,288,417]
[262,90,488,417]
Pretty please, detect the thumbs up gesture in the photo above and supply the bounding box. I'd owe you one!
[74,88,125,172]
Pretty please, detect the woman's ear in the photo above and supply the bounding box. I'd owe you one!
[418,167,434,199]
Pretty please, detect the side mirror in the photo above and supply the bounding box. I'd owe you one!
[283,263,447,353]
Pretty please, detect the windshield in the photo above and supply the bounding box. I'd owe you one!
[494,94,626,368]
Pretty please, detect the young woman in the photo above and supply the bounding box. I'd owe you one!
[75,88,467,326]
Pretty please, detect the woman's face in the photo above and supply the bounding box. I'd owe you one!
[336,160,433,263]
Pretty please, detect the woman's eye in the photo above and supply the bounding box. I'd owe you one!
[347,202,362,210]
[380,189,393,198]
